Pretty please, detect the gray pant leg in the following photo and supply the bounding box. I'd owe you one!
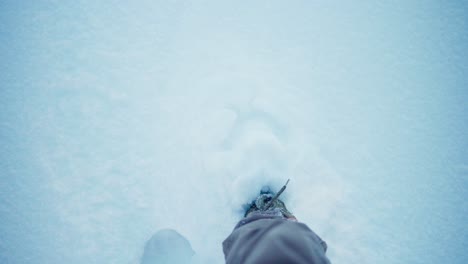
[223,218,331,264]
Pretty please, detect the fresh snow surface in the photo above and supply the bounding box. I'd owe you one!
[1,1,467,263]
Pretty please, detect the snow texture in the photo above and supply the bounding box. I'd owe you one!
[1,1,467,263]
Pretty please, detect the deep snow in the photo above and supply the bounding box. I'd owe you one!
[1,1,467,263]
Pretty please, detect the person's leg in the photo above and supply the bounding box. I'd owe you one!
[223,216,330,264]
[141,229,194,264]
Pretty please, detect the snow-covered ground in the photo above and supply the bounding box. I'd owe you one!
[1,1,467,263]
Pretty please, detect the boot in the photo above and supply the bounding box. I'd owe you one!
[244,187,295,219]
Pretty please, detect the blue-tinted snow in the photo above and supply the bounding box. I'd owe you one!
[1,1,467,263]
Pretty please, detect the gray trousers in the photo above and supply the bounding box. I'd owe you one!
[223,212,331,264]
